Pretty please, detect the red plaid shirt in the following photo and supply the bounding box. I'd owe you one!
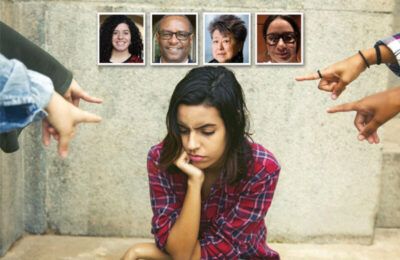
[148,142,280,260]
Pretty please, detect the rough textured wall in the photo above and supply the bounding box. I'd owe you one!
[0,151,24,256]
[376,0,400,228]
[0,1,397,255]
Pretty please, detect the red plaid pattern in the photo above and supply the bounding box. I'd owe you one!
[148,142,280,260]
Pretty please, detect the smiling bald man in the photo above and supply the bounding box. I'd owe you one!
[155,15,195,63]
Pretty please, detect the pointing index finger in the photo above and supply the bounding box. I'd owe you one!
[295,72,321,81]
[327,102,357,113]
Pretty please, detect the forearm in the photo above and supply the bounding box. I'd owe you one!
[361,45,397,67]
[166,179,202,259]
[388,86,400,111]
[190,241,201,260]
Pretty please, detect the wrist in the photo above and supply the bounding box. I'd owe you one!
[187,175,204,187]
[358,48,377,69]
[45,92,64,113]
[44,92,57,113]
[363,47,377,66]
[351,52,368,74]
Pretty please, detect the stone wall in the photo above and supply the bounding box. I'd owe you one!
[0,0,397,256]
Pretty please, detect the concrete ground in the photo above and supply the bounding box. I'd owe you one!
[1,229,399,260]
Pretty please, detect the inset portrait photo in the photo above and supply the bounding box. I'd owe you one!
[98,13,145,65]
[151,13,198,65]
[256,13,303,65]
[203,13,251,66]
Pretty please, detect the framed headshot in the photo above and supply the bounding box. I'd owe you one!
[98,13,145,66]
[203,12,251,66]
[256,13,303,65]
[151,13,198,66]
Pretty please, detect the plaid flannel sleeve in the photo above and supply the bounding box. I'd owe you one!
[376,33,400,76]
[147,146,181,251]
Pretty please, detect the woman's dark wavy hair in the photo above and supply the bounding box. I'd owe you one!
[160,66,253,184]
[100,15,143,62]
[262,15,301,53]
[208,15,247,62]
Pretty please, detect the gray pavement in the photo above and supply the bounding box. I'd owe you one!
[1,229,399,260]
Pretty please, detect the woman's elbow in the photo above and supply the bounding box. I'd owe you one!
[172,252,192,260]
[167,246,193,260]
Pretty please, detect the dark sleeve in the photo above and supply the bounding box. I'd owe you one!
[0,130,22,153]
[0,21,73,95]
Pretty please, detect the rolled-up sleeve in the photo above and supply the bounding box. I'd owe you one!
[200,164,280,260]
[147,146,182,251]
[0,54,53,133]
[376,33,400,77]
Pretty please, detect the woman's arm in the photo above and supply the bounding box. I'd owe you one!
[121,242,171,260]
[165,151,204,260]
[295,44,397,100]
[125,147,203,260]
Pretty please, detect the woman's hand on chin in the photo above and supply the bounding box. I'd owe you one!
[174,150,204,183]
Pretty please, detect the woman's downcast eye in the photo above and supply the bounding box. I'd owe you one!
[202,131,215,136]
[178,127,215,136]
[178,127,189,134]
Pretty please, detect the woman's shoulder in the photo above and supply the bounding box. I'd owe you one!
[249,141,280,175]
[147,142,164,162]
[147,142,166,178]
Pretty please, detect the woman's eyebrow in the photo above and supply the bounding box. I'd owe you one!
[177,123,216,129]
[195,124,216,130]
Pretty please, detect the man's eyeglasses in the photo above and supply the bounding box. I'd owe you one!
[265,32,297,46]
[158,30,192,40]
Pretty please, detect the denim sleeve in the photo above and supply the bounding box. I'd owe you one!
[0,54,54,133]
[376,33,400,77]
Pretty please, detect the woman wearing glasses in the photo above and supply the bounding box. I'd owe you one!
[262,15,300,63]
[154,15,194,63]
[208,15,248,63]
[99,15,143,64]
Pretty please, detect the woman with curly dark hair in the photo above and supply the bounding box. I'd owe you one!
[100,15,143,63]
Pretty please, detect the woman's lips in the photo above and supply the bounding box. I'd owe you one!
[189,155,204,162]
[276,52,290,58]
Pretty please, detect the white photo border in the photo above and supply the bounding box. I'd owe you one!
[255,12,304,66]
[203,12,251,66]
[150,12,199,66]
[97,12,146,66]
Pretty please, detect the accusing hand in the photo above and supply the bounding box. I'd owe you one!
[296,53,367,100]
[44,92,102,158]
[327,87,400,144]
